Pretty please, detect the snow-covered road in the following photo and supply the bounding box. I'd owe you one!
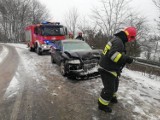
[0,43,159,120]
[0,45,9,64]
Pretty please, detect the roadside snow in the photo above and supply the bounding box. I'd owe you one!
[122,68,160,103]
[0,45,9,64]
[7,43,28,50]
[119,68,160,120]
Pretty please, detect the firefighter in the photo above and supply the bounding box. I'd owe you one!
[98,26,137,113]
[76,32,84,41]
[68,32,74,39]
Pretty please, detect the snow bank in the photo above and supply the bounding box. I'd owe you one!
[7,43,28,50]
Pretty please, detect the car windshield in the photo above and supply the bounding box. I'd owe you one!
[42,26,65,36]
[63,42,92,52]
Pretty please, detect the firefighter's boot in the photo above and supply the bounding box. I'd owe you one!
[110,96,118,103]
[98,101,112,113]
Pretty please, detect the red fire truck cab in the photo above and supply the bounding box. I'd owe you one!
[25,22,68,55]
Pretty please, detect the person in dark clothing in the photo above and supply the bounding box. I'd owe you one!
[98,26,137,113]
[76,32,84,41]
[68,32,74,39]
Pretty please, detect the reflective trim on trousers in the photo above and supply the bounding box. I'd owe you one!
[98,96,110,106]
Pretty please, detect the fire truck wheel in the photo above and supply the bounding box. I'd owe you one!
[36,47,42,55]
[30,47,35,52]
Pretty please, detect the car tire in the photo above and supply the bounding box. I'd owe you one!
[51,56,55,63]
[60,62,67,76]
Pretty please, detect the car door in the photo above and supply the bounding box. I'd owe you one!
[51,41,58,62]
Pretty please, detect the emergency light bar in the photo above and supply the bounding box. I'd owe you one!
[41,21,60,25]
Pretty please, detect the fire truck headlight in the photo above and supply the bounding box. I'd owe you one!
[43,45,47,48]
[41,44,47,48]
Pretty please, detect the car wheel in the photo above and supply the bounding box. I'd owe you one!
[60,62,67,76]
[51,56,55,63]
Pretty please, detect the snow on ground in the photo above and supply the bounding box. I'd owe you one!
[83,62,160,119]
[3,72,20,99]
[86,67,160,119]
[2,43,160,119]
[4,43,62,99]
[122,68,160,104]
[3,43,49,99]
[120,68,160,120]
[0,44,9,63]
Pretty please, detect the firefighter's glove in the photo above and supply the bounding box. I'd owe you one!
[126,56,133,64]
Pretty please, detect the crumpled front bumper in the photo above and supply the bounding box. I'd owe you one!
[68,65,99,77]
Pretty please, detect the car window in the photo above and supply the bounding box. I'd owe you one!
[51,41,62,50]
[63,42,92,52]
[57,41,62,50]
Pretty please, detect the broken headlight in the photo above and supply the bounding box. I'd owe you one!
[67,60,80,64]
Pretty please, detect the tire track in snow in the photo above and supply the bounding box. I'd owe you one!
[9,71,25,120]
[9,62,34,120]
[0,45,19,119]
[2,52,33,120]
[0,45,19,98]
[0,45,3,53]
[0,45,9,64]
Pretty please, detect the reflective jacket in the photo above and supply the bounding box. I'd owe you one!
[99,36,128,73]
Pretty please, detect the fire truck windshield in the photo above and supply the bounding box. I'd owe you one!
[41,26,65,36]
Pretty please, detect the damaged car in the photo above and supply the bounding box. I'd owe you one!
[50,39,102,78]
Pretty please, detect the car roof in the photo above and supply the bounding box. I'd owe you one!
[61,39,86,43]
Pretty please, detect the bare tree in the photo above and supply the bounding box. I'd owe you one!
[31,0,49,24]
[92,0,132,36]
[152,0,160,33]
[0,0,50,43]
[64,7,79,37]
[77,16,97,38]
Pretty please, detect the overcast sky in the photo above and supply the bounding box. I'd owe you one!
[38,0,158,28]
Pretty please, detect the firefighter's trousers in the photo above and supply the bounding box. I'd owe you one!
[98,68,119,102]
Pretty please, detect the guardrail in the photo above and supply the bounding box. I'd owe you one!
[134,58,160,68]
[127,57,160,77]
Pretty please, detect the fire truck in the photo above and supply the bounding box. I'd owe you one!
[25,22,68,55]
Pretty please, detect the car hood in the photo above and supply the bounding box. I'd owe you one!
[63,50,102,60]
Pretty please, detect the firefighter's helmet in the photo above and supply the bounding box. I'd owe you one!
[69,32,73,35]
[123,27,137,42]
